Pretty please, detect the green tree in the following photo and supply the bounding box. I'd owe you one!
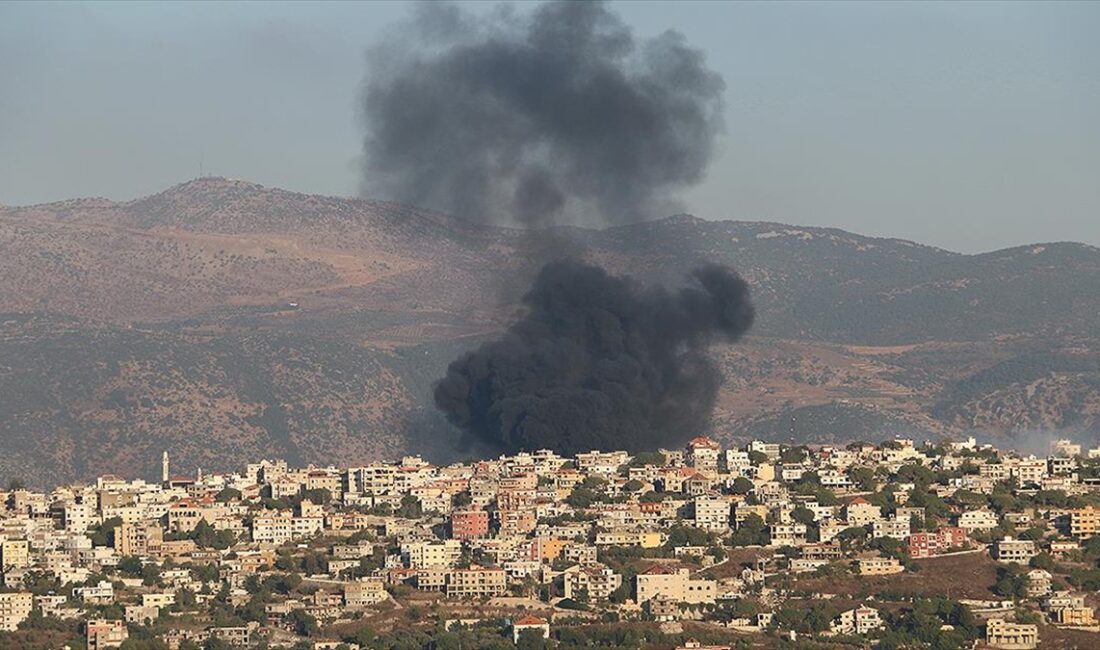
[516,628,549,650]
[214,488,242,503]
[729,477,754,495]
[287,608,318,636]
[91,517,123,547]
[790,506,815,526]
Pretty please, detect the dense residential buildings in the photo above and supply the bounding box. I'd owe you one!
[2,436,1100,647]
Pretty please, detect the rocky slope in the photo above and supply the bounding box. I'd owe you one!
[1,178,1097,484]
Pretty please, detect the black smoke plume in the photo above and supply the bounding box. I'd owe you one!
[360,1,725,227]
[361,1,751,454]
[433,260,754,455]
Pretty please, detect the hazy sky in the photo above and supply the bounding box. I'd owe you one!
[1,1,1097,252]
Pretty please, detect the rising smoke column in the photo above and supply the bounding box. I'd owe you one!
[360,0,725,227]
[434,261,754,454]
[360,1,751,454]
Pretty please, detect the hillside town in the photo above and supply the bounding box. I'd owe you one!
[5,437,1100,649]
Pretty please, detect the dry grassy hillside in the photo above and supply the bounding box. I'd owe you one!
[1,178,1097,484]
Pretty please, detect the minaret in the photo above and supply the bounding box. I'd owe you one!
[162,451,170,485]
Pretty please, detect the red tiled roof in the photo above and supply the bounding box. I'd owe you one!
[515,615,548,626]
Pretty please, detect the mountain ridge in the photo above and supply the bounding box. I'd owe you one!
[1,177,1097,485]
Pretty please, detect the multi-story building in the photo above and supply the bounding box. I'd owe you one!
[957,509,999,532]
[445,567,507,598]
[1070,507,1100,539]
[114,521,163,557]
[993,537,1037,564]
[635,566,716,604]
[344,578,388,607]
[73,581,115,605]
[907,527,968,559]
[0,592,32,631]
[594,529,663,548]
[1011,459,1048,487]
[451,510,490,540]
[86,618,129,649]
[563,565,622,601]
[686,437,721,475]
[748,441,781,461]
[1051,606,1096,627]
[857,557,903,576]
[402,540,462,568]
[830,605,883,636]
[0,539,30,570]
[250,513,294,545]
[872,517,911,540]
[845,498,882,526]
[985,618,1038,650]
[692,496,730,532]
[768,523,807,547]
[498,509,537,537]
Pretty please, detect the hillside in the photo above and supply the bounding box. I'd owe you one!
[1,178,1098,484]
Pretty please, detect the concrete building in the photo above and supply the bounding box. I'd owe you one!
[1070,507,1100,539]
[845,498,882,526]
[985,618,1038,650]
[993,537,1037,564]
[403,540,462,568]
[857,556,904,576]
[344,578,388,607]
[512,615,550,643]
[957,509,999,531]
[692,496,731,532]
[686,437,721,475]
[0,539,30,570]
[907,527,968,559]
[114,521,163,557]
[594,529,663,548]
[445,567,507,598]
[872,517,911,540]
[450,510,490,540]
[86,619,129,649]
[0,592,32,631]
[635,566,716,605]
[250,513,294,545]
[563,565,622,601]
[830,605,883,636]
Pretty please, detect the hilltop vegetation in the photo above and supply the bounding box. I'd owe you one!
[0,178,1098,482]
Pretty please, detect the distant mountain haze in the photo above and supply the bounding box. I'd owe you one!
[0,178,1097,485]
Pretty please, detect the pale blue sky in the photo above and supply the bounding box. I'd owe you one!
[1,1,1097,252]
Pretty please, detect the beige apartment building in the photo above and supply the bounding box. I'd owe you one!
[0,539,30,570]
[344,578,388,607]
[993,537,1037,564]
[0,591,32,631]
[563,565,622,601]
[858,557,904,576]
[402,540,462,568]
[1051,606,1096,627]
[251,514,294,545]
[692,496,731,532]
[636,566,716,605]
[595,529,663,548]
[114,522,163,557]
[985,618,1038,649]
[1070,507,1100,539]
[445,567,507,598]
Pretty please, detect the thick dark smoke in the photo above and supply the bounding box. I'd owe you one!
[434,260,754,455]
[360,1,725,227]
[361,2,752,454]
